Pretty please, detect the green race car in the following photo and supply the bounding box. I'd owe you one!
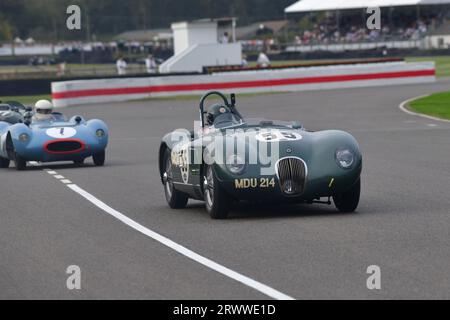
[159,91,362,219]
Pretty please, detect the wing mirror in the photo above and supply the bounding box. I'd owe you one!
[230,93,236,107]
[25,106,32,112]
[292,121,303,130]
[75,116,82,124]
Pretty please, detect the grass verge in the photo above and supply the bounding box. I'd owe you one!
[0,94,52,105]
[408,91,450,120]
[405,56,450,78]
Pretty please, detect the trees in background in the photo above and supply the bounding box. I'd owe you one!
[0,0,25,41]
[0,0,294,41]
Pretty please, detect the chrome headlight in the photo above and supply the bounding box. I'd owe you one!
[336,148,355,169]
[19,133,30,142]
[226,154,246,175]
[96,129,105,138]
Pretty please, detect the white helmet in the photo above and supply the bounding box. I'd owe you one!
[34,100,54,120]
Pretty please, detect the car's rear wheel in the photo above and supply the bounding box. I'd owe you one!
[163,150,188,209]
[93,151,105,166]
[203,165,230,219]
[0,157,10,168]
[333,178,361,213]
[14,153,27,171]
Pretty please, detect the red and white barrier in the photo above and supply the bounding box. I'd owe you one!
[52,61,435,107]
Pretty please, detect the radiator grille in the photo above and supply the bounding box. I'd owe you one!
[45,140,84,154]
[276,157,307,196]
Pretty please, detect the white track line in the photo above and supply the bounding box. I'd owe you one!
[65,183,294,300]
[399,95,450,123]
[38,166,294,300]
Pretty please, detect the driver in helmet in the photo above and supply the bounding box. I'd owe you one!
[33,100,54,122]
[206,103,232,127]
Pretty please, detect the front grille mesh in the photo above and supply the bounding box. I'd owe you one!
[277,158,306,196]
[47,141,83,153]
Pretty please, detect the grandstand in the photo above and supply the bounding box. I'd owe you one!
[284,0,450,52]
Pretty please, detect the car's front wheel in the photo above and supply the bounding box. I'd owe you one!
[163,150,188,209]
[333,178,361,213]
[0,157,10,168]
[14,153,27,171]
[203,165,230,219]
[74,159,85,165]
[93,151,105,166]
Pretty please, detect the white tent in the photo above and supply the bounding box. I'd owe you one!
[285,0,450,13]
[25,37,35,45]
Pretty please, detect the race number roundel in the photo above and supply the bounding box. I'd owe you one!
[46,127,77,139]
[256,130,303,143]
[172,142,190,184]
[179,143,190,184]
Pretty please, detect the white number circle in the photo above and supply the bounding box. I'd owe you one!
[256,130,302,142]
[46,127,77,139]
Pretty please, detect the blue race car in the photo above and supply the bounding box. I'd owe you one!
[0,101,108,170]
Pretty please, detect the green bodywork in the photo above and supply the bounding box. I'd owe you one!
[159,122,362,203]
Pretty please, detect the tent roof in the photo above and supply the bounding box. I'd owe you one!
[285,0,450,13]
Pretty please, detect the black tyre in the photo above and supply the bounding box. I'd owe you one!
[93,151,105,166]
[163,150,189,209]
[0,157,10,168]
[203,165,230,219]
[73,159,85,165]
[333,179,361,213]
[14,153,27,171]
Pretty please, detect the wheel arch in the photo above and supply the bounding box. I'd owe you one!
[159,142,170,184]
[5,132,15,159]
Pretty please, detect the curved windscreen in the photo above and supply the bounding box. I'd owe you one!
[32,113,67,123]
[5,101,26,110]
[241,118,298,128]
[211,117,301,130]
[213,113,245,129]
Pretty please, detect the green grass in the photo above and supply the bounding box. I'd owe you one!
[409,91,450,120]
[248,56,450,78]
[137,91,285,102]
[406,56,450,78]
[0,63,144,79]
[0,94,51,105]
[248,59,363,68]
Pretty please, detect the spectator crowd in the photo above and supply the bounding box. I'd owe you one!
[293,13,443,45]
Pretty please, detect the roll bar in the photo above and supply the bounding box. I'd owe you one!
[199,91,242,128]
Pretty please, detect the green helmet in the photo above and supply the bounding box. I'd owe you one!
[206,103,231,126]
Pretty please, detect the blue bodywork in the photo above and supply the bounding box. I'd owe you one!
[0,113,108,164]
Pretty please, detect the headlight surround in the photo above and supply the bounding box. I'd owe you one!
[96,129,106,138]
[19,133,30,142]
[335,148,355,169]
[226,154,247,175]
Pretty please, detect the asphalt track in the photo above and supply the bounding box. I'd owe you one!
[1,79,449,300]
